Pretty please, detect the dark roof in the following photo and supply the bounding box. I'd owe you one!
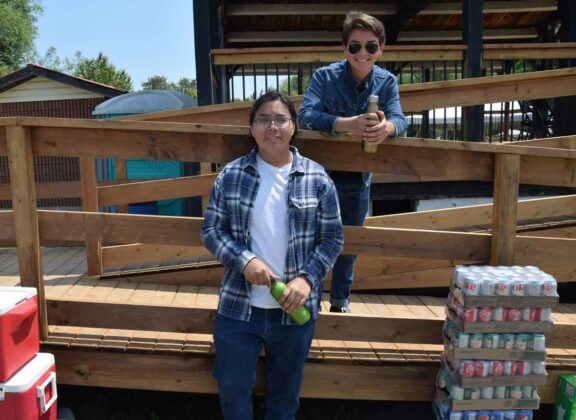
[0,64,128,97]
[222,0,561,47]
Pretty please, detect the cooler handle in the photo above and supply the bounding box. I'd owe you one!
[9,299,37,333]
[37,372,57,414]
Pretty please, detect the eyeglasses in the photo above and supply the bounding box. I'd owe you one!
[253,116,293,129]
[347,41,380,55]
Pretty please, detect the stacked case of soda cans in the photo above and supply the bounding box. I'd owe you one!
[433,265,559,420]
[0,287,58,420]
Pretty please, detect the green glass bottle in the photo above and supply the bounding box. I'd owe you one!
[269,280,311,325]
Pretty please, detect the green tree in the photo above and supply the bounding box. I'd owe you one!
[141,75,197,98]
[74,52,133,91]
[141,75,171,90]
[173,77,197,98]
[0,0,43,76]
[278,74,311,96]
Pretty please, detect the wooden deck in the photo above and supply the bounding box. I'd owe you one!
[3,246,576,401]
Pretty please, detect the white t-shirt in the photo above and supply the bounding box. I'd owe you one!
[249,154,291,308]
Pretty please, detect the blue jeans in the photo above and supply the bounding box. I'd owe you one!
[330,180,370,307]
[213,308,316,420]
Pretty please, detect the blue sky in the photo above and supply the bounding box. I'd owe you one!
[35,0,196,90]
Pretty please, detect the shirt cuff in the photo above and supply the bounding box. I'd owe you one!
[237,251,257,274]
[298,271,315,288]
[388,121,398,138]
[329,116,340,136]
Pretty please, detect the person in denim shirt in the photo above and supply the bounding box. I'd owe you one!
[298,11,407,313]
[202,92,343,419]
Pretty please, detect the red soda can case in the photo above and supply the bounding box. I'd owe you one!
[0,353,57,420]
[507,308,522,322]
[0,287,39,381]
[478,307,492,322]
[461,307,477,322]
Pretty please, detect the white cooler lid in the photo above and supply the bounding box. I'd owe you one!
[0,353,54,391]
[0,286,37,316]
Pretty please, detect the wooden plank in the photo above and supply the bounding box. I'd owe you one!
[6,125,47,339]
[520,155,576,187]
[43,249,86,292]
[101,243,211,268]
[297,139,495,181]
[79,157,102,277]
[491,154,520,265]
[41,347,575,402]
[0,211,14,240]
[380,295,431,362]
[212,45,464,65]
[226,1,556,16]
[127,284,175,351]
[227,29,538,44]
[101,264,224,287]
[400,68,576,113]
[173,285,200,307]
[428,0,556,14]
[344,295,379,363]
[210,42,573,67]
[514,236,576,281]
[115,158,128,213]
[226,3,397,16]
[343,225,490,261]
[37,210,492,261]
[4,109,570,161]
[511,135,576,149]
[365,195,576,230]
[316,296,352,364]
[38,211,204,246]
[42,248,82,277]
[73,279,120,348]
[96,282,139,350]
[98,173,217,206]
[0,181,81,201]
[46,298,447,344]
[484,42,576,60]
[33,212,576,284]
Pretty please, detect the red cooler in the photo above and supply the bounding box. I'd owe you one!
[0,287,39,381]
[0,353,57,420]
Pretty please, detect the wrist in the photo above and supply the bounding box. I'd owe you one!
[299,273,314,289]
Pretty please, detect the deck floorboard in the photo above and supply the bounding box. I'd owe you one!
[3,245,576,400]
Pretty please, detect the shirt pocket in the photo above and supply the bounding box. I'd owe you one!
[290,196,319,226]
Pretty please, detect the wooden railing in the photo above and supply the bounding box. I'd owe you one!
[1,98,576,342]
[1,67,574,212]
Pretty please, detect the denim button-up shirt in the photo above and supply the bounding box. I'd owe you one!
[201,147,344,325]
[298,60,408,185]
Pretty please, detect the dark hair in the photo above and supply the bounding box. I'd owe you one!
[249,91,299,143]
[342,11,386,45]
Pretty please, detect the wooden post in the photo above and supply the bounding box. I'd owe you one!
[80,157,102,277]
[6,125,48,340]
[115,158,128,213]
[490,153,520,265]
[200,162,212,215]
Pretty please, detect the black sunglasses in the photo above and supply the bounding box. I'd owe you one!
[347,41,380,55]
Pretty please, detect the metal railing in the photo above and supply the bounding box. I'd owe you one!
[212,43,576,143]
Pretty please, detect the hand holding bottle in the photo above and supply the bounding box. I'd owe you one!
[243,258,278,287]
[270,277,311,325]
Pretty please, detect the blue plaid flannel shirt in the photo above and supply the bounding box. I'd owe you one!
[201,147,343,325]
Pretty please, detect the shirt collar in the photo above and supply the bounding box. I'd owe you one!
[343,60,374,92]
[244,146,304,174]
